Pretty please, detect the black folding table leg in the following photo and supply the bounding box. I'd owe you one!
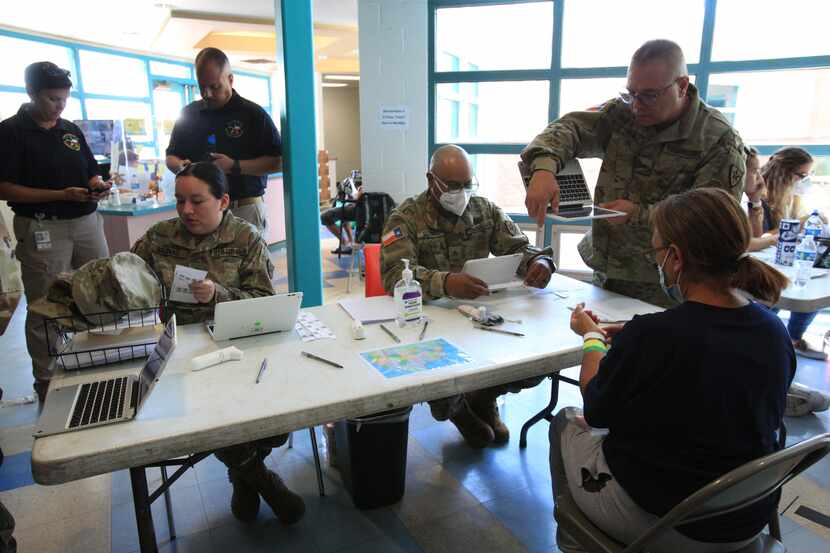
[519,376,561,449]
[130,466,158,553]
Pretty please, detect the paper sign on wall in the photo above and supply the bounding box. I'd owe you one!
[124,118,146,135]
[380,106,409,130]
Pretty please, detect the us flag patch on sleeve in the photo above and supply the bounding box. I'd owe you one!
[382,227,404,246]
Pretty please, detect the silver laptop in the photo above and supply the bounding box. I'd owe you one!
[34,315,177,438]
[461,253,524,291]
[206,292,303,341]
[518,159,624,221]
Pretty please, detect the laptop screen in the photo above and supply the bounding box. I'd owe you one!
[137,315,177,408]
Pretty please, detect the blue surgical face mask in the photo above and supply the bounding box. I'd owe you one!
[657,249,684,303]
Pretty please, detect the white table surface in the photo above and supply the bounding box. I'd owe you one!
[753,247,830,312]
[32,274,658,485]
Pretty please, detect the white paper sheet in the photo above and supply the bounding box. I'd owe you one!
[337,296,396,324]
[169,265,208,304]
[571,297,662,323]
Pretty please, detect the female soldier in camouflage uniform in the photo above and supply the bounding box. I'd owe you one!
[131,162,304,525]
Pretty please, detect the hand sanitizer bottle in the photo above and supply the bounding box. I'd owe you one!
[394,258,423,327]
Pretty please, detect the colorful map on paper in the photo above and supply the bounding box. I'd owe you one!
[361,338,473,379]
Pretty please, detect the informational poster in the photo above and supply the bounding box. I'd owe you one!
[379,106,409,130]
[124,118,147,135]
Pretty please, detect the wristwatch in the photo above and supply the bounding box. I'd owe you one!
[231,158,241,177]
[747,199,762,210]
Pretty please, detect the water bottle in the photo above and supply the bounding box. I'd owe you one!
[794,234,817,287]
[804,210,823,239]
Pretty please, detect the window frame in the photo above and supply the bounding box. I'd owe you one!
[428,0,830,261]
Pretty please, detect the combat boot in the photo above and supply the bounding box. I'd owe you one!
[227,468,260,522]
[449,399,495,448]
[469,390,509,444]
[239,460,305,525]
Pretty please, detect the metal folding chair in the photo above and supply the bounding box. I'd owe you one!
[554,432,830,553]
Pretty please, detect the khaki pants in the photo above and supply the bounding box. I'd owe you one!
[13,212,109,382]
[229,199,267,234]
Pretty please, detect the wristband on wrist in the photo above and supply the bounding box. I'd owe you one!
[583,339,608,354]
[583,331,606,343]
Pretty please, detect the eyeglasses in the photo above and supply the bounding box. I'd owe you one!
[432,173,479,193]
[619,80,677,106]
[642,245,670,265]
[793,171,813,180]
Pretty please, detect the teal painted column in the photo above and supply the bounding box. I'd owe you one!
[273,0,323,307]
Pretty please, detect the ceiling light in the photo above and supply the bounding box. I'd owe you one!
[322,83,348,88]
[325,75,360,81]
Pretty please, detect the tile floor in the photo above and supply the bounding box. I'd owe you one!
[0,227,829,553]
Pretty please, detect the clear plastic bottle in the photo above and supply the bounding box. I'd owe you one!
[394,259,423,327]
[804,210,824,239]
[794,234,817,287]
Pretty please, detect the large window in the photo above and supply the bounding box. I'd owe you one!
[0,29,274,160]
[429,0,830,268]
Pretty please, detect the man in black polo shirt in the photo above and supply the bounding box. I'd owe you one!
[0,62,110,402]
[166,48,282,232]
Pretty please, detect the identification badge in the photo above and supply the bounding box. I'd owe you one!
[34,230,52,251]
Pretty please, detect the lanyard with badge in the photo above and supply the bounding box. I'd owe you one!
[33,213,52,251]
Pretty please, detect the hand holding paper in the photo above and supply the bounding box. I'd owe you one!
[170,265,208,304]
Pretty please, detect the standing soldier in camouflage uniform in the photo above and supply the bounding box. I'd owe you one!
[381,145,555,448]
[522,39,746,308]
[131,162,305,526]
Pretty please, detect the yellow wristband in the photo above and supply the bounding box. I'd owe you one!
[583,338,606,349]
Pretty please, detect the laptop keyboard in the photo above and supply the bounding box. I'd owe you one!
[558,173,592,203]
[69,377,128,429]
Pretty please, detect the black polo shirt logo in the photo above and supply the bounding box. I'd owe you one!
[62,133,81,151]
[225,120,244,139]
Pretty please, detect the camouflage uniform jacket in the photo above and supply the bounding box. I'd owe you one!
[380,192,554,299]
[520,84,746,283]
[131,212,275,324]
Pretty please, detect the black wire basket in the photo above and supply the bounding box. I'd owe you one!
[44,307,164,371]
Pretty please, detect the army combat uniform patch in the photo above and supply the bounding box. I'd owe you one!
[382,227,403,246]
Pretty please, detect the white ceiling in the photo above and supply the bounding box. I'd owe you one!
[2,0,358,70]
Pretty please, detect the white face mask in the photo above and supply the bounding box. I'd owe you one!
[439,188,472,216]
[794,176,812,196]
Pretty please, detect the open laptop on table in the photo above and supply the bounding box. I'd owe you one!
[462,253,524,291]
[518,159,625,221]
[206,292,303,341]
[34,315,177,438]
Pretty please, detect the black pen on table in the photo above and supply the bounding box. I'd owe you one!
[418,319,429,341]
[380,323,401,343]
[301,351,344,369]
[255,357,268,383]
[473,325,525,337]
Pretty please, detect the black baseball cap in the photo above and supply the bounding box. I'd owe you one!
[24,61,72,93]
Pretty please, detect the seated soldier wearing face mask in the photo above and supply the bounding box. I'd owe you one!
[380,144,556,448]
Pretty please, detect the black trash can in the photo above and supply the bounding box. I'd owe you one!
[334,406,412,509]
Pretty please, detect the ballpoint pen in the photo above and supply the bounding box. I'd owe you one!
[255,357,268,383]
[418,319,429,341]
[473,325,525,337]
[301,351,344,369]
[380,323,401,343]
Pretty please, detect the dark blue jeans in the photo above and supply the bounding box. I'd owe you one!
[771,309,818,341]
